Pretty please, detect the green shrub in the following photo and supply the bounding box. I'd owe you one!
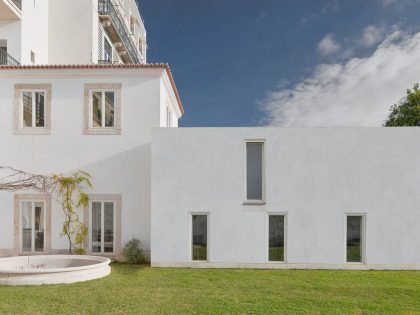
[123,238,144,264]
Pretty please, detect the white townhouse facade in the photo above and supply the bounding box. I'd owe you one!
[0,0,146,66]
[1,1,420,270]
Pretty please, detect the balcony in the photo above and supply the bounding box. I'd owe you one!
[0,0,22,19]
[98,0,142,64]
[0,49,20,66]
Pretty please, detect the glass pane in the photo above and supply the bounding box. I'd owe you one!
[104,202,114,253]
[104,92,114,127]
[347,216,362,262]
[91,202,102,253]
[22,202,32,252]
[192,215,207,261]
[22,92,32,127]
[104,38,112,62]
[34,202,44,252]
[246,142,263,200]
[269,215,284,261]
[35,92,45,127]
[92,92,102,127]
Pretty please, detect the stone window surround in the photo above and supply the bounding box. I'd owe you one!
[84,83,122,135]
[13,194,52,255]
[83,194,122,257]
[14,84,52,135]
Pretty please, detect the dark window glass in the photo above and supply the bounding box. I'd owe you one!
[246,142,263,200]
[347,216,362,262]
[269,215,284,261]
[192,215,207,261]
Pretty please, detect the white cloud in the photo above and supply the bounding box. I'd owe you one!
[261,29,420,127]
[318,34,341,56]
[360,25,384,47]
[379,0,420,7]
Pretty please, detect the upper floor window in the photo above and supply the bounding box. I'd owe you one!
[14,84,51,135]
[245,141,265,203]
[84,83,122,135]
[104,37,113,63]
[166,107,171,127]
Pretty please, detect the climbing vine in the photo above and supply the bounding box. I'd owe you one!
[0,167,92,254]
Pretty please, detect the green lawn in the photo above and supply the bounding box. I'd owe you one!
[0,263,419,315]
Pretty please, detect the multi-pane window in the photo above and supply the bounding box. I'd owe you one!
[84,83,121,135]
[21,201,45,253]
[21,90,45,128]
[90,201,115,254]
[268,215,285,262]
[346,215,364,263]
[192,214,208,261]
[246,142,264,201]
[91,91,115,128]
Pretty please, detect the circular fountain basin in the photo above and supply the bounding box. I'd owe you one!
[0,255,111,286]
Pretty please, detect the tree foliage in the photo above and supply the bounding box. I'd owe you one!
[52,171,92,254]
[384,83,420,126]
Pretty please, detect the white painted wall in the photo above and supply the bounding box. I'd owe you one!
[0,68,180,257]
[151,128,420,269]
[0,19,21,61]
[48,0,94,64]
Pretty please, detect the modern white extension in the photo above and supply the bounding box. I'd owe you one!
[151,128,420,269]
[0,1,419,270]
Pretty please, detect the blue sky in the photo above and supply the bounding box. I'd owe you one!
[141,0,420,127]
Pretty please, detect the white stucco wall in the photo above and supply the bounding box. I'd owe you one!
[48,0,94,64]
[0,19,21,62]
[151,128,420,269]
[0,67,180,257]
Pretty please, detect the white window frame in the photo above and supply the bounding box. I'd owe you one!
[89,201,116,255]
[20,200,46,254]
[189,212,209,262]
[84,83,122,135]
[103,36,113,62]
[20,89,47,129]
[244,140,266,205]
[344,213,366,264]
[266,213,287,263]
[89,89,116,129]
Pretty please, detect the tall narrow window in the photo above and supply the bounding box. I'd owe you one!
[268,215,285,261]
[346,215,363,263]
[166,107,171,127]
[192,214,208,261]
[246,142,264,201]
[90,201,115,254]
[104,37,112,63]
[90,91,115,128]
[21,90,45,128]
[21,201,45,253]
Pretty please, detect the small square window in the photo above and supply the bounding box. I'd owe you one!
[14,84,51,135]
[84,83,121,135]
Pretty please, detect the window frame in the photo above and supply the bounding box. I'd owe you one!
[14,84,52,135]
[84,83,122,135]
[13,194,51,255]
[19,200,46,254]
[267,213,287,263]
[84,194,122,257]
[88,200,116,255]
[344,213,366,264]
[244,140,266,205]
[189,212,209,262]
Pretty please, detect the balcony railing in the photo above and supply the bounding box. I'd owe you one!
[98,0,140,64]
[0,49,20,66]
[9,0,22,10]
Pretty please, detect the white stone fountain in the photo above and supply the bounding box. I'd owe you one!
[0,255,111,286]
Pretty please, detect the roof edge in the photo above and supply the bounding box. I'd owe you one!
[0,63,185,115]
